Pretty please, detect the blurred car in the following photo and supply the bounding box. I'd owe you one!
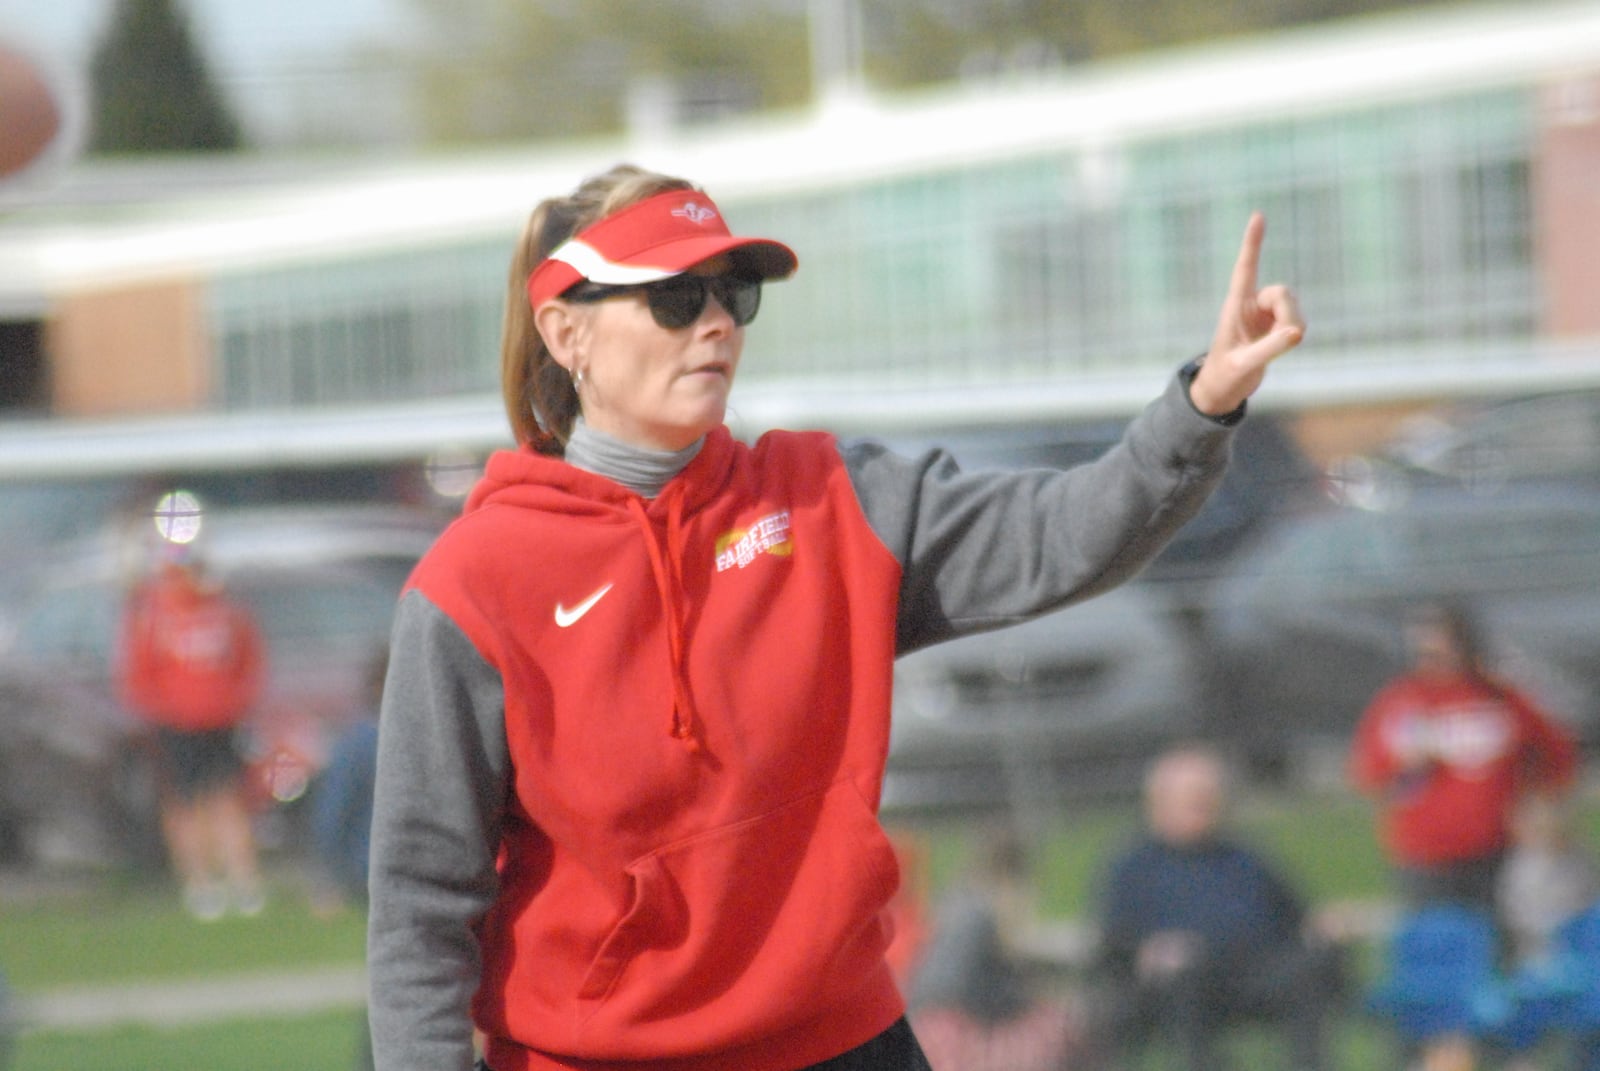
[0,474,131,613]
[1334,388,1600,503]
[884,582,1204,816]
[873,412,1320,816]
[0,459,476,630]
[0,502,447,869]
[1202,483,1600,783]
[873,411,1324,585]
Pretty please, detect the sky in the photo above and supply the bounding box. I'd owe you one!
[0,0,106,62]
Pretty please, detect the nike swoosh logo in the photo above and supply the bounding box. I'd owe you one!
[554,583,614,628]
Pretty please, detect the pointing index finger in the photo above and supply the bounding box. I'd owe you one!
[1229,211,1266,304]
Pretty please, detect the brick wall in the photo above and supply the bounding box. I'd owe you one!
[45,278,209,416]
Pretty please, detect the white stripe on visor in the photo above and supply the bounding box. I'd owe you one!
[551,239,680,286]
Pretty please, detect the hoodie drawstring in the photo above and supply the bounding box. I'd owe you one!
[627,497,702,752]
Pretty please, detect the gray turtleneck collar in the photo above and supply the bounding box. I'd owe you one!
[564,419,704,499]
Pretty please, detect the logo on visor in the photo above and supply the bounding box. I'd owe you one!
[715,511,793,572]
[672,202,719,226]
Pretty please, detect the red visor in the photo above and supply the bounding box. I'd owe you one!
[526,189,798,311]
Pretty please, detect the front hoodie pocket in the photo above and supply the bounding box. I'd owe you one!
[576,778,900,1049]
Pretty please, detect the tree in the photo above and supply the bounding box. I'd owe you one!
[406,0,810,145]
[89,0,244,154]
[858,0,1465,87]
[399,0,1460,146]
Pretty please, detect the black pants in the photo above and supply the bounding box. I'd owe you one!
[1094,941,1345,1071]
[1394,854,1503,915]
[474,1017,932,1071]
[806,1018,932,1071]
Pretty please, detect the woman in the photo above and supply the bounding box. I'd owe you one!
[1349,600,1580,911]
[118,545,268,920]
[367,163,1304,1071]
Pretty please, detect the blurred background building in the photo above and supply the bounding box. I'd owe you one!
[0,0,1597,478]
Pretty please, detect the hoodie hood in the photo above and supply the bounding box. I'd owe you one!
[467,426,736,520]
[463,428,742,750]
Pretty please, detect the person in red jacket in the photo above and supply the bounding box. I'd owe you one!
[366,162,1306,1071]
[1349,600,1580,913]
[119,544,267,920]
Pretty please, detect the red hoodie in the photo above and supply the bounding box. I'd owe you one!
[119,563,265,732]
[368,375,1239,1071]
[409,428,907,1070]
[1348,671,1578,867]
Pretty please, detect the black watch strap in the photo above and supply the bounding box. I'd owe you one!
[1179,356,1247,427]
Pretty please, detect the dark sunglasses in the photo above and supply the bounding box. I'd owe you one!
[564,273,763,329]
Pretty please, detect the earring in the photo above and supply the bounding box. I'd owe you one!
[572,367,585,393]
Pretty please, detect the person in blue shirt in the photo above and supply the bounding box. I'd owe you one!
[309,646,386,1071]
[312,725,379,908]
[1086,745,1345,1071]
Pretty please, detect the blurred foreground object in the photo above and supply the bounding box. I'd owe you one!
[0,42,62,178]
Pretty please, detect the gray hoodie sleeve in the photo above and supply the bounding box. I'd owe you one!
[843,371,1236,655]
[367,589,510,1071]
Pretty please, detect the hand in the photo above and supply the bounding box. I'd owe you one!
[1189,212,1305,417]
[1136,930,1201,979]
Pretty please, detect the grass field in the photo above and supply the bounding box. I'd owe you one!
[11,1008,368,1071]
[3,787,1596,1070]
[0,874,366,991]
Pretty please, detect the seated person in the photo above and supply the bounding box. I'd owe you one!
[910,828,1079,1071]
[1498,792,1598,969]
[1495,792,1600,1071]
[1085,745,1345,1071]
